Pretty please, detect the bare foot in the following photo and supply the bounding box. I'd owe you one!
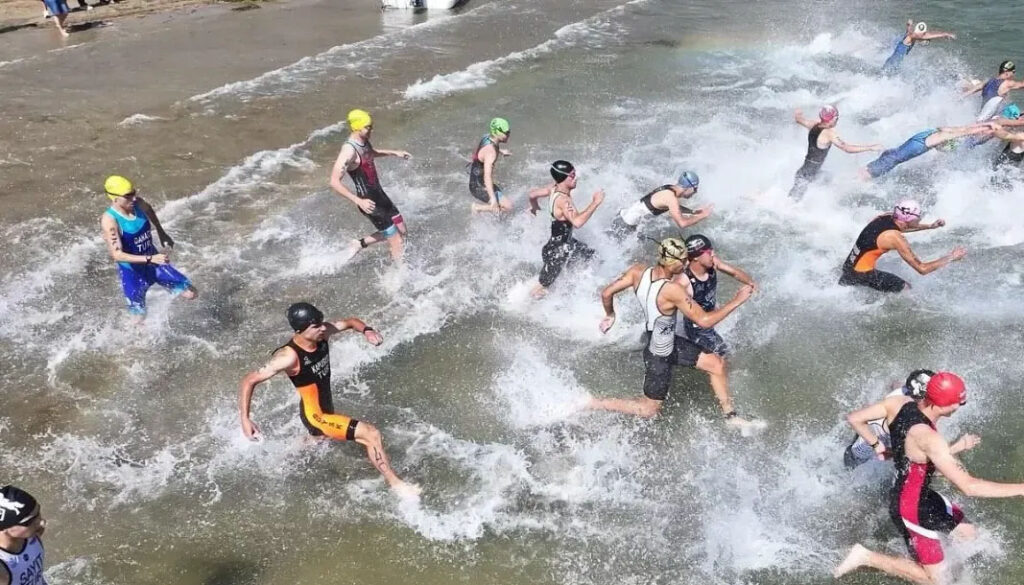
[951,522,976,541]
[391,481,422,500]
[725,414,767,436]
[58,27,70,37]
[340,239,362,263]
[530,285,548,300]
[834,544,870,578]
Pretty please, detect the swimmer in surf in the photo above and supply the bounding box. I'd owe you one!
[859,124,995,179]
[843,369,936,469]
[590,238,761,430]
[99,175,197,322]
[789,106,881,199]
[238,302,420,497]
[834,373,1024,584]
[963,61,1024,121]
[469,117,513,213]
[881,20,955,74]
[0,485,48,585]
[992,122,1024,169]
[329,109,413,261]
[611,171,710,234]
[838,199,965,293]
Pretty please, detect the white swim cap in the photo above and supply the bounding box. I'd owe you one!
[894,199,922,222]
[915,22,927,34]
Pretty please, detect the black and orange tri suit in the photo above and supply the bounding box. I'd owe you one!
[282,339,358,441]
[838,213,908,293]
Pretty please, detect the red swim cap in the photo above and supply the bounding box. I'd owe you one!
[925,372,966,407]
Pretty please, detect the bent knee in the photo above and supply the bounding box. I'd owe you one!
[698,353,726,375]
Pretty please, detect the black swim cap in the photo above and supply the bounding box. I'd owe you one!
[550,160,575,182]
[1000,60,1016,73]
[287,302,324,332]
[684,234,713,258]
[0,486,39,530]
[904,369,935,400]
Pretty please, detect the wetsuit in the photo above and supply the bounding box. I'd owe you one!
[0,536,46,585]
[838,214,908,293]
[865,129,938,178]
[106,202,192,315]
[978,78,1005,120]
[282,339,358,441]
[635,267,704,400]
[468,136,504,204]
[789,126,832,199]
[538,191,595,288]
[881,35,913,73]
[346,139,403,236]
[888,401,965,565]
[677,266,729,356]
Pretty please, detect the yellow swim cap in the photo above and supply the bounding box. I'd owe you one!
[347,109,372,131]
[104,175,135,198]
[657,237,687,266]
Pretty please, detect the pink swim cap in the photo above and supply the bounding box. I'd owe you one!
[819,105,838,122]
[893,199,922,222]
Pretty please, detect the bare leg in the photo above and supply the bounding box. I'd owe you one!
[386,232,403,261]
[353,422,420,496]
[833,544,936,584]
[55,13,69,36]
[530,284,548,299]
[695,352,732,414]
[471,201,500,213]
[586,395,662,418]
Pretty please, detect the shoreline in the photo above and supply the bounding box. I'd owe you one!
[0,0,270,34]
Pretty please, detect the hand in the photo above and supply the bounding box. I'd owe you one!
[734,284,754,303]
[957,434,981,452]
[528,200,541,216]
[150,254,169,265]
[947,33,957,40]
[872,144,885,152]
[874,441,888,460]
[500,149,512,157]
[395,150,412,160]
[241,417,261,440]
[158,232,175,248]
[599,314,616,334]
[950,246,967,261]
[748,281,760,294]
[931,218,946,229]
[695,205,713,218]
[364,329,383,346]
[357,198,376,213]
[592,189,605,205]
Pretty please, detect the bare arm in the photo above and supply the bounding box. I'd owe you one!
[369,146,412,159]
[238,348,297,438]
[135,197,174,248]
[846,400,892,454]
[324,317,383,345]
[994,128,1024,142]
[560,190,605,229]
[666,196,710,230]
[917,31,955,41]
[832,135,883,154]
[713,257,756,288]
[329,144,370,210]
[481,147,499,207]
[794,110,817,130]
[666,281,752,330]
[962,82,985,97]
[527,183,554,215]
[921,428,1024,498]
[599,264,642,332]
[888,231,963,275]
[100,213,165,265]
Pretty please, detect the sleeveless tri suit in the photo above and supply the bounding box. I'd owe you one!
[468,135,504,204]
[346,139,403,236]
[838,213,908,293]
[676,265,729,356]
[538,191,595,288]
[0,536,46,585]
[789,126,832,198]
[635,266,706,401]
[281,339,358,441]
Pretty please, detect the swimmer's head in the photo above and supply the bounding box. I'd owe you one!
[347,109,373,133]
[684,234,714,264]
[819,105,839,126]
[489,117,510,140]
[0,485,44,539]
[1003,103,1021,120]
[677,170,699,196]
[656,237,687,269]
[893,199,922,225]
[287,302,326,336]
[904,369,935,400]
[550,160,576,185]
[914,22,927,35]
[104,175,136,200]
[999,60,1016,76]
[925,371,967,411]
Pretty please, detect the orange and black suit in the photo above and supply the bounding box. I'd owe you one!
[283,340,358,440]
[838,213,909,293]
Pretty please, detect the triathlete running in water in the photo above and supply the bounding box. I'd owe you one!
[612,171,710,234]
[590,238,761,430]
[992,122,1024,169]
[99,175,197,321]
[329,109,412,261]
[835,373,1024,584]
[469,117,513,213]
[789,106,881,199]
[963,60,1024,121]
[881,20,955,74]
[839,200,965,293]
[961,103,1023,149]
[0,485,48,585]
[843,369,936,469]
[859,124,994,179]
[238,302,420,497]
[528,160,605,299]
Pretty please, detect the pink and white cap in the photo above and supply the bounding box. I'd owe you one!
[819,105,839,123]
[894,199,922,222]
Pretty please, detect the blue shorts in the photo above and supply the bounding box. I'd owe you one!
[43,0,69,15]
[117,264,192,315]
[866,130,936,177]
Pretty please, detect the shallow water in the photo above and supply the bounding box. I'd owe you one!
[2,1,1024,584]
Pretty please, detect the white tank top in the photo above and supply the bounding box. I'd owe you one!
[618,200,650,227]
[634,266,676,357]
[0,537,46,585]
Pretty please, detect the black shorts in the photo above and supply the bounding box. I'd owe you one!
[359,192,402,234]
[538,237,595,288]
[838,268,908,293]
[642,335,704,401]
[685,327,730,357]
[788,162,822,199]
[469,181,504,203]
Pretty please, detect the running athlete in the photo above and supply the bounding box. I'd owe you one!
[0,485,47,585]
[881,20,955,74]
[961,103,1023,149]
[835,372,1024,584]
[329,109,412,261]
[963,61,1024,121]
[469,117,512,213]
[674,234,756,356]
[238,302,419,497]
[789,106,881,199]
[528,161,605,299]
[838,200,965,293]
[590,238,760,429]
[859,124,994,179]
[99,175,197,320]
[612,171,710,233]
[843,369,935,469]
[991,123,1024,169]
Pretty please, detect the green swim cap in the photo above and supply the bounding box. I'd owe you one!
[489,117,510,136]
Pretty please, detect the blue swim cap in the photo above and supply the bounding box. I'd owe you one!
[678,171,699,191]
[1003,103,1021,120]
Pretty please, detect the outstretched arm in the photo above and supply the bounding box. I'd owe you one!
[889,232,964,275]
[560,190,605,229]
[599,264,641,332]
[714,257,756,289]
[527,183,554,215]
[325,317,383,345]
[832,136,884,154]
[667,281,753,330]
[238,349,297,439]
[922,428,1024,498]
[667,197,711,230]
[794,109,817,130]
[917,30,955,41]
[370,146,412,159]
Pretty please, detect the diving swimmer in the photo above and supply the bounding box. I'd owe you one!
[0,485,47,585]
[963,60,1024,121]
[835,373,1024,584]
[469,117,513,213]
[329,109,413,261]
[238,302,419,497]
[99,175,197,321]
[789,106,881,199]
[838,199,965,293]
[612,171,710,233]
[859,124,994,179]
[590,237,760,429]
[528,160,605,299]
[881,20,955,74]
